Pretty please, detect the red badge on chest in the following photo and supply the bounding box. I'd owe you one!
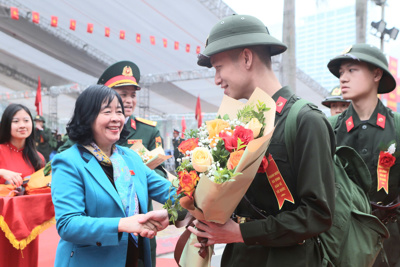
[346,116,354,132]
[376,113,386,129]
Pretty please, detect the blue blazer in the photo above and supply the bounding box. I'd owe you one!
[51,144,175,267]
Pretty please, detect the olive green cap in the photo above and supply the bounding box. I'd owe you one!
[34,115,45,122]
[197,14,287,68]
[97,61,141,90]
[321,85,351,108]
[327,44,396,94]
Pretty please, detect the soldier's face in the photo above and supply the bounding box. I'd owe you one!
[11,109,32,142]
[330,102,350,116]
[210,49,252,100]
[113,86,137,118]
[339,61,382,101]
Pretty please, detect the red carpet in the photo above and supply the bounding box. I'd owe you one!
[37,225,180,267]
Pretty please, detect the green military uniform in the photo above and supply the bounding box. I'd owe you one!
[327,44,399,267]
[331,102,400,266]
[197,14,336,266]
[118,115,163,150]
[172,130,184,169]
[220,87,336,267]
[34,115,55,163]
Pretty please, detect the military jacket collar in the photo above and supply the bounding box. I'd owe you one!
[341,99,390,132]
[272,86,294,115]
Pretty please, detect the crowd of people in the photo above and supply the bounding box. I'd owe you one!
[0,13,399,267]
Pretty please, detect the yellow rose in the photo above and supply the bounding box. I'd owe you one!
[245,118,263,138]
[191,147,213,173]
[206,119,230,139]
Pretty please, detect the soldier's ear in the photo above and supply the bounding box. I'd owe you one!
[373,68,383,82]
[242,48,253,69]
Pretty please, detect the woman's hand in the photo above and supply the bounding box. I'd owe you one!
[0,169,23,187]
[118,214,159,239]
[138,210,169,231]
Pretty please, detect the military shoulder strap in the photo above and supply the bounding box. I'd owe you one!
[284,98,310,165]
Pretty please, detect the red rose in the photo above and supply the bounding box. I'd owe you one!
[379,151,396,168]
[178,138,199,154]
[257,156,269,173]
[220,125,254,152]
[176,170,199,199]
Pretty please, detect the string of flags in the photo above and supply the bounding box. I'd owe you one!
[9,6,202,54]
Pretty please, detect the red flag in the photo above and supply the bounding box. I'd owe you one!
[32,12,39,24]
[10,7,19,20]
[35,76,43,116]
[105,27,110,37]
[181,117,186,138]
[196,46,201,54]
[51,16,58,27]
[162,38,167,48]
[174,41,179,50]
[186,44,190,53]
[87,23,93,33]
[195,95,202,128]
[119,30,125,39]
[70,19,76,30]
[136,33,141,43]
[150,36,155,45]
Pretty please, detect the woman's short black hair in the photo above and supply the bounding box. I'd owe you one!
[67,84,128,145]
[0,103,44,170]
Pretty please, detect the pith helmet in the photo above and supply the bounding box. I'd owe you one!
[197,14,287,68]
[327,44,396,94]
[321,85,351,108]
[97,61,141,90]
[34,115,45,123]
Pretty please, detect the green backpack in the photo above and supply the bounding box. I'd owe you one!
[285,99,390,267]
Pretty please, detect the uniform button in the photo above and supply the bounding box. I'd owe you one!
[361,148,368,154]
[96,242,102,246]
[362,125,367,130]
[70,251,74,257]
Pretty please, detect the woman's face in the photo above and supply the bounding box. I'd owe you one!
[92,97,125,152]
[10,109,32,142]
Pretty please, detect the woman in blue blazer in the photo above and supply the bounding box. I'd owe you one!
[51,85,175,267]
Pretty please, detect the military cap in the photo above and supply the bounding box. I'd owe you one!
[173,129,180,133]
[34,115,45,122]
[321,86,351,108]
[327,44,396,94]
[198,14,287,68]
[97,61,141,90]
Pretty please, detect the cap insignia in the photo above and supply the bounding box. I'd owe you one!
[331,87,342,96]
[342,45,352,55]
[122,66,133,77]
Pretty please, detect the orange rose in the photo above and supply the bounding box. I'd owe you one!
[206,119,230,140]
[227,150,244,170]
[176,170,200,199]
[178,138,199,154]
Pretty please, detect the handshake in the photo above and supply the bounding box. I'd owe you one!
[118,209,169,239]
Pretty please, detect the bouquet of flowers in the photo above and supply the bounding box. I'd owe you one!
[130,142,172,170]
[164,88,276,266]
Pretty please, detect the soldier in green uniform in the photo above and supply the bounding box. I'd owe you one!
[33,115,55,162]
[327,44,399,267]
[188,14,336,266]
[321,85,351,116]
[172,129,184,169]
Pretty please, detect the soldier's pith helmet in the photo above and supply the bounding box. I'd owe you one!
[321,86,351,108]
[98,61,141,90]
[197,14,287,68]
[327,44,396,94]
[34,115,45,123]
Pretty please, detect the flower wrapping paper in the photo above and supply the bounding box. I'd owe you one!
[130,143,172,170]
